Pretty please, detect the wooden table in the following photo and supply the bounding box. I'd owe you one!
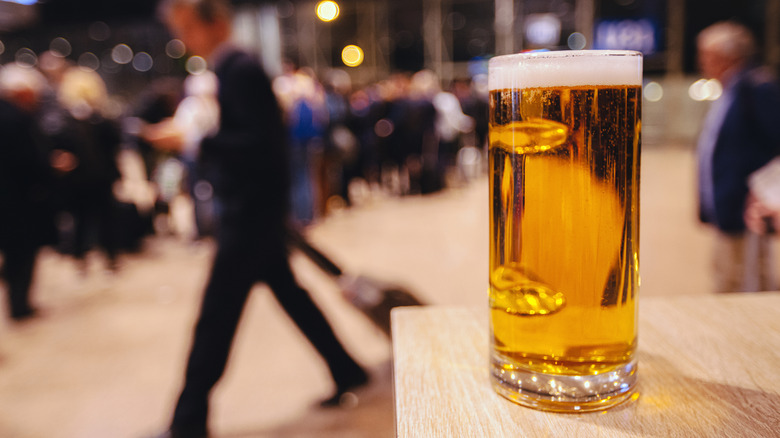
[392,293,780,437]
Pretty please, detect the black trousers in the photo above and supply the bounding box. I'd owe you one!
[171,229,361,429]
[70,189,118,264]
[2,243,38,318]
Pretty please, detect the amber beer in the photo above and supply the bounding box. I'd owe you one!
[488,51,642,412]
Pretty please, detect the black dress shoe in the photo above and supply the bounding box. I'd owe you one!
[10,307,38,322]
[320,368,369,408]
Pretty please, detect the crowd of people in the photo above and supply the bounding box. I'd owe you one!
[0,53,137,320]
[3,3,778,435]
[235,66,482,225]
[0,43,488,324]
[137,60,489,230]
[1,5,489,431]
[4,17,780,322]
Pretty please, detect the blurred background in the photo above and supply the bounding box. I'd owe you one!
[1,0,778,147]
[1,0,778,144]
[0,0,778,437]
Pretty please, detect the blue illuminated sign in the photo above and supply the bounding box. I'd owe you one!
[594,19,658,54]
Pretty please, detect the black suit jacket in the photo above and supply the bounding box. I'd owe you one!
[200,48,290,242]
[0,99,55,249]
[702,66,780,232]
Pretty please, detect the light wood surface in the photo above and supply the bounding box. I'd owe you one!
[392,293,780,437]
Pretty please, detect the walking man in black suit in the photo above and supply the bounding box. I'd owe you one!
[152,1,367,436]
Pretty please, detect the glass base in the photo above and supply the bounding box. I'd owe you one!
[490,356,637,413]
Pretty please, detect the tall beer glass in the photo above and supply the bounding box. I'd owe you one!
[488,50,642,412]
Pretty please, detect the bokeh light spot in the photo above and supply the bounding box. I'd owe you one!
[133,52,154,72]
[688,78,722,101]
[643,81,663,102]
[50,37,72,57]
[78,52,100,71]
[185,56,208,75]
[567,32,587,50]
[112,44,134,65]
[89,21,111,41]
[374,118,394,137]
[166,39,187,59]
[316,1,339,22]
[15,48,37,67]
[276,0,294,18]
[341,45,364,67]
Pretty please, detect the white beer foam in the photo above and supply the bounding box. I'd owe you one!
[489,50,642,90]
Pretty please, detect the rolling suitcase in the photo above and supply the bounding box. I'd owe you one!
[287,228,424,336]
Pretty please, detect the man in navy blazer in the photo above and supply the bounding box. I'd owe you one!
[696,21,780,292]
[154,1,367,436]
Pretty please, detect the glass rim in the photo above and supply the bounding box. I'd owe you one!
[488,50,643,89]
[490,50,642,64]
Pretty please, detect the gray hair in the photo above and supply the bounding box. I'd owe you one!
[697,21,757,62]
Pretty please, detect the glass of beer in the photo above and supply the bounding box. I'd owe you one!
[488,50,642,412]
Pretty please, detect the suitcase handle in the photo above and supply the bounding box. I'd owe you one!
[287,227,344,277]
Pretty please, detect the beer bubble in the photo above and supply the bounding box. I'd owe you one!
[490,118,567,154]
[490,264,566,316]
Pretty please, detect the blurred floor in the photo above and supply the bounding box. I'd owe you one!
[1,146,778,438]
